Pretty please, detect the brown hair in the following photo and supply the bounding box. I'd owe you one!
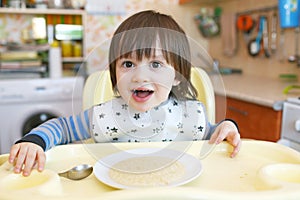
[109,10,197,100]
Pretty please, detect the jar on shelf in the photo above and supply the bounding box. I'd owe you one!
[73,42,82,57]
[61,40,72,57]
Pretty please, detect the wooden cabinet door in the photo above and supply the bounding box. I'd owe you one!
[216,95,282,142]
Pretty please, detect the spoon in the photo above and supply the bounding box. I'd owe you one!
[58,164,93,180]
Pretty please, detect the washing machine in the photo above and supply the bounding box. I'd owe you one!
[0,77,84,154]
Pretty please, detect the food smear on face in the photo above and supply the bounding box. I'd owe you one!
[108,156,185,187]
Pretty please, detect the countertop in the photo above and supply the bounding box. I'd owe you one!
[213,74,300,109]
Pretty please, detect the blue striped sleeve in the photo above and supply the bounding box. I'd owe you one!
[24,108,92,151]
[69,115,80,141]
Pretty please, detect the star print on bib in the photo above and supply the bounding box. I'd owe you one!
[91,97,208,143]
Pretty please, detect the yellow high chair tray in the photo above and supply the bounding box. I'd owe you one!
[1,140,300,200]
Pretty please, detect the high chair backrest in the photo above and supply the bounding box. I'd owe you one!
[82,67,215,123]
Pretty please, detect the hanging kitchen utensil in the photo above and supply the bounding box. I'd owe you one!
[221,12,237,56]
[270,12,278,54]
[248,16,264,57]
[237,15,255,43]
[237,15,254,32]
[288,27,300,63]
[278,29,286,62]
[262,15,270,58]
[295,27,300,66]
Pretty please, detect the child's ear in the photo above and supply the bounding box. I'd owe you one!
[173,79,180,86]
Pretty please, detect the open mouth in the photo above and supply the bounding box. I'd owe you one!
[131,88,154,102]
[133,89,154,98]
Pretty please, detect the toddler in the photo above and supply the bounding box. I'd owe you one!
[9,10,241,177]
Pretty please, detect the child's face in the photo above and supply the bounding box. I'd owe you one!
[116,49,179,112]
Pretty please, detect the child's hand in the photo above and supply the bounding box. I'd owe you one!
[210,120,241,158]
[9,143,46,176]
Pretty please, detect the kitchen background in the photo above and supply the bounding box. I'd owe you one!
[0,0,300,154]
[80,0,300,79]
[0,0,298,78]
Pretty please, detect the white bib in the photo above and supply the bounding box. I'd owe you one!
[91,97,208,143]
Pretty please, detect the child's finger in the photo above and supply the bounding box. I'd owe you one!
[9,144,21,163]
[209,129,228,145]
[22,148,38,176]
[13,146,29,173]
[36,149,46,172]
[230,140,241,158]
[208,134,219,144]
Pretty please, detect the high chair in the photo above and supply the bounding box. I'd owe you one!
[82,67,215,123]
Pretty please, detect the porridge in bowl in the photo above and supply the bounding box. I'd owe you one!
[108,156,185,187]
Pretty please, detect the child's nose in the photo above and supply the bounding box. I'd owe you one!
[131,65,151,83]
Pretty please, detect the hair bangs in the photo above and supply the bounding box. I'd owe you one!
[113,28,184,63]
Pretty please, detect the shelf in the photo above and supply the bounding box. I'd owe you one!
[62,57,85,63]
[0,65,47,73]
[0,7,87,78]
[0,7,86,15]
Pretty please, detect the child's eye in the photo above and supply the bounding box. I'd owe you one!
[122,61,134,68]
[150,61,162,68]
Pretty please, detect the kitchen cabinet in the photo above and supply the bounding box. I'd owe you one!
[216,95,282,142]
[0,7,87,77]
